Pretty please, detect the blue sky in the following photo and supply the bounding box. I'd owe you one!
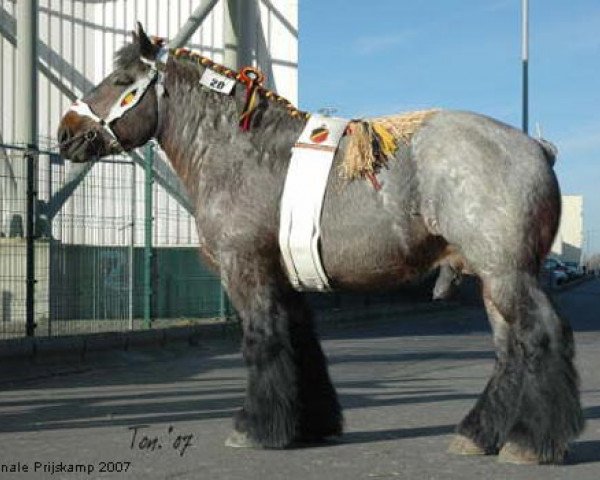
[298,0,600,254]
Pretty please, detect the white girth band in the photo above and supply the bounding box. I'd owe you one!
[278,114,348,291]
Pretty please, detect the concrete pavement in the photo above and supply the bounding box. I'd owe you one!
[0,279,598,479]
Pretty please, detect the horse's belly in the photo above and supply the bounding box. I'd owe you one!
[322,246,420,290]
[318,214,446,291]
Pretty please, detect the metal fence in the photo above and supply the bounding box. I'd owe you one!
[0,141,228,340]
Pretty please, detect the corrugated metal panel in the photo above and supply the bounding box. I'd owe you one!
[258,0,298,103]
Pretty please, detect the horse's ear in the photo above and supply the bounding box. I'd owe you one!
[134,21,158,59]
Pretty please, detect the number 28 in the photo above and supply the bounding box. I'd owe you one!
[210,78,226,90]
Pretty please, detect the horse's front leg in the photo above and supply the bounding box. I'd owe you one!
[220,251,342,449]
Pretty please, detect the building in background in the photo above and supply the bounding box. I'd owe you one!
[551,195,584,264]
[0,0,298,245]
[0,0,298,327]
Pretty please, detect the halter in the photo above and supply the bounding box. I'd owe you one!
[65,47,169,150]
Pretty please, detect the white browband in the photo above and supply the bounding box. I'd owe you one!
[65,47,169,149]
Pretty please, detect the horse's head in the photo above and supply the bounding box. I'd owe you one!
[57,23,163,162]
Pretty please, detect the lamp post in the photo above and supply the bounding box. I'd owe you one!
[522,0,529,134]
[15,0,39,337]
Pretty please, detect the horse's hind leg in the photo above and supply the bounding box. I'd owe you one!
[496,273,583,464]
[221,252,342,448]
[451,271,584,464]
[448,291,512,457]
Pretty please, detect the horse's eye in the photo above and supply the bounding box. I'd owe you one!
[113,72,135,86]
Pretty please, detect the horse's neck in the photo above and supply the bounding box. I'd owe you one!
[156,66,236,195]
[156,61,306,202]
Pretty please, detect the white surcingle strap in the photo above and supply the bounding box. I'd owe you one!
[279,114,349,291]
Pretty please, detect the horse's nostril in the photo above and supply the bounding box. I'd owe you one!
[58,126,72,145]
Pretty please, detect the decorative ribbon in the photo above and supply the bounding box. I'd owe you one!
[239,66,265,131]
[365,171,382,191]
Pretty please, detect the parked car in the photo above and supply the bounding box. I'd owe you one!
[542,258,569,286]
[564,261,583,279]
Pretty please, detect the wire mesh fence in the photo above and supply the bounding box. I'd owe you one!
[0,146,32,339]
[0,141,228,341]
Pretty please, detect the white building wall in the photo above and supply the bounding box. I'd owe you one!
[551,195,584,264]
[0,0,298,246]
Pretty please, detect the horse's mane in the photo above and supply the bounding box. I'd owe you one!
[114,42,309,121]
[114,42,144,70]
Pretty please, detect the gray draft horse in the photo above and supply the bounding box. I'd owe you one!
[57,25,583,464]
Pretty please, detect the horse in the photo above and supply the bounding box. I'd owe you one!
[57,23,583,464]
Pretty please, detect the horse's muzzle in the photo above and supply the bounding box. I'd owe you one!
[57,113,118,162]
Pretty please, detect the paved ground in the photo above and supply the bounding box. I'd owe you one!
[0,279,598,480]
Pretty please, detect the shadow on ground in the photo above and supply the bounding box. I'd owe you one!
[568,441,600,464]
[0,380,479,435]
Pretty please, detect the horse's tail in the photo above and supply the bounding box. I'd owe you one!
[536,138,558,167]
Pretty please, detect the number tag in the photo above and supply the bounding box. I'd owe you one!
[199,69,236,94]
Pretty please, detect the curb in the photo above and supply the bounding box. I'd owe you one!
[5,276,592,362]
[0,321,241,361]
[0,301,457,361]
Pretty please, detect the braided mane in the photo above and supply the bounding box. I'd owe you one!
[114,42,309,121]
[170,48,310,121]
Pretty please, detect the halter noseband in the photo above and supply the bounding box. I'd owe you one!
[65,48,168,151]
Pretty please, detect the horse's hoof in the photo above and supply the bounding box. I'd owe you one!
[447,435,486,456]
[498,442,540,465]
[224,430,261,449]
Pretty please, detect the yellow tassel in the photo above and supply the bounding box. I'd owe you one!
[341,122,377,180]
[372,122,398,158]
[341,110,440,181]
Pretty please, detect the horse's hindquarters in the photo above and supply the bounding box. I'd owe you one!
[412,110,560,275]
